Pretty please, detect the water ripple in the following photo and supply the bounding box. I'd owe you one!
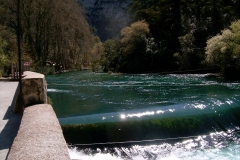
[47,89,72,93]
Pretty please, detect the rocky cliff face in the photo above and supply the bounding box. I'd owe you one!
[79,0,132,41]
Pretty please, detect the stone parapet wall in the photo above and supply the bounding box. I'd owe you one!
[22,71,47,107]
[7,104,70,160]
[13,71,47,112]
[8,72,70,159]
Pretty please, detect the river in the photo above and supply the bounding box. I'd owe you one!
[46,71,240,160]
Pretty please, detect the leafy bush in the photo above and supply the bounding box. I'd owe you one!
[206,29,234,67]
[205,20,240,78]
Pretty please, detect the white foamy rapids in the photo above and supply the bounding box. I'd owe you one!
[47,89,72,93]
[68,130,240,160]
[68,147,121,160]
[68,147,180,160]
[69,144,240,160]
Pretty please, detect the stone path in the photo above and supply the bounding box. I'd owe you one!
[0,82,22,160]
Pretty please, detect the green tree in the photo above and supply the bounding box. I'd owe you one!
[231,20,240,57]
[1,0,95,73]
[0,35,9,77]
[174,32,205,70]
[205,20,240,78]
[101,38,121,72]
[91,36,104,72]
[130,0,181,50]
[119,20,150,72]
[0,0,19,76]
[205,29,233,67]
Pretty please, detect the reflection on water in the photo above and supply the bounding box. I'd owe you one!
[121,111,155,118]
[68,130,240,160]
[59,105,180,124]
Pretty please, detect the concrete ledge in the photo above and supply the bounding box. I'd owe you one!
[22,71,47,107]
[7,104,70,160]
[13,71,47,112]
[23,71,45,79]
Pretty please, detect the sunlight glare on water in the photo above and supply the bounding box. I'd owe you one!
[46,71,240,159]
[46,71,240,124]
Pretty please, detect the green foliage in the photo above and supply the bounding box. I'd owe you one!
[128,0,240,73]
[205,29,234,67]
[130,0,181,48]
[1,0,240,74]
[119,21,150,72]
[205,20,240,78]
[101,38,121,72]
[0,0,95,73]
[90,37,104,72]
[0,23,19,77]
[0,42,8,77]
[91,61,102,73]
[34,66,55,75]
[175,33,204,70]
[101,22,154,73]
[47,96,53,106]
[206,20,240,65]
[231,20,240,57]
[121,20,150,45]
[0,35,10,77]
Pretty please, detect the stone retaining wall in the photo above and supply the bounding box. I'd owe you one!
[13,71,47,113]
[22,71,47,107]
[7,104,70,160]
[8,71,70,160]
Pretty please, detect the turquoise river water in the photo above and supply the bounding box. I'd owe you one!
[46,71,240,160]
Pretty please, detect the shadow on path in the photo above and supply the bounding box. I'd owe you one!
[0,83,22,159]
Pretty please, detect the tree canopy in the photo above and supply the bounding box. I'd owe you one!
[100,0,240,75]
[205,20,240,76]
[1,0,240,78]
[206,29,233,67]
[0,0,97,75]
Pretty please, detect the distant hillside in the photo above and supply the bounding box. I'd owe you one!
[79,0,131,41]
